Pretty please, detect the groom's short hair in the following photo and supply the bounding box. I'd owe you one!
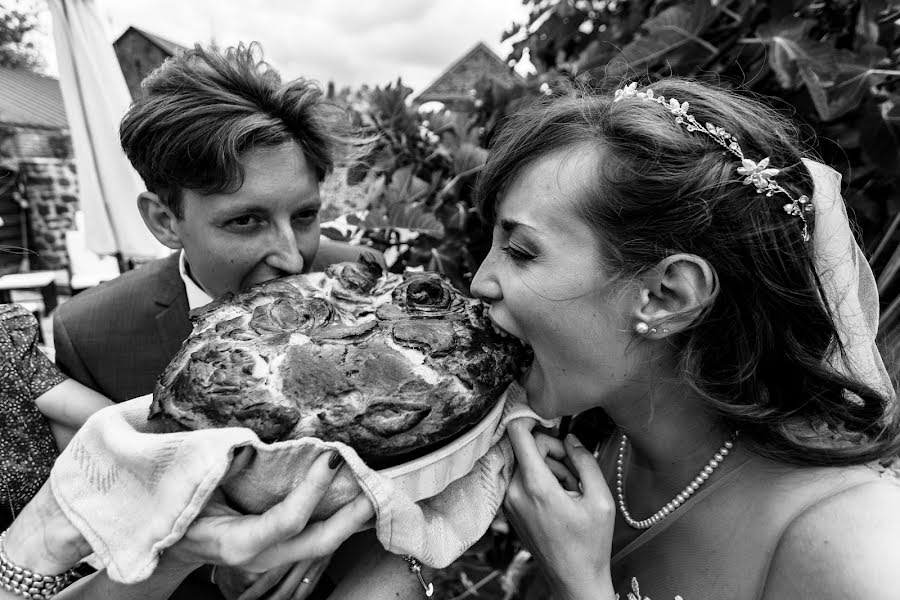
[119,42,349,218]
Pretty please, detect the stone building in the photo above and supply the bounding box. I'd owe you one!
[113,26,186,100]
[0,67,70,159]
[413,42,524,111]
[0,67,75,273]
[0,26,186,276]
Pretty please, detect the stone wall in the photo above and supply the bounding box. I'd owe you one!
[6,126,71,160]
[19,159,78,270]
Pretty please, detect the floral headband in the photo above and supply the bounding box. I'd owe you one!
[614,82,812,242]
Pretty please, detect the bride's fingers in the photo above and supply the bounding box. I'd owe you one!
[265,560,314,600]
[564,434,614,506]
[181,450,343,567]
[247,451,344,550]
[236,563,299,600]
[254,493,373,568]
[290,557,331,600]
[507,419,559,489]
[533,432,568,461]
[545,457,579,491]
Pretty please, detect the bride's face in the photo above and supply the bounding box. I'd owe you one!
[470,149,642,419]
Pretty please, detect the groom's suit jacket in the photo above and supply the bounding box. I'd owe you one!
[53,252,191,402]
[53,252,227,600]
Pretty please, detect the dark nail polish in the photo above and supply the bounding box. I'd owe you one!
[328,451,343,469]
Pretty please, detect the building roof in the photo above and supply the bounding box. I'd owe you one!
[414,42,524,105]
[114,26,186,56]
[0,67,67,129]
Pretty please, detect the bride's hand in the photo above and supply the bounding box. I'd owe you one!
[504,419,617,600]
[168,449,373,575]
[214,557,330,600]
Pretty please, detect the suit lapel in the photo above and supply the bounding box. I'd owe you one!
[155,292,191,359]
[153,253,192,360]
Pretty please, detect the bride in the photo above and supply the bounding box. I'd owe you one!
[471,78,900,599]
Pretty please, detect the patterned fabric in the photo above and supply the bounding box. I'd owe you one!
[0,304,66,529]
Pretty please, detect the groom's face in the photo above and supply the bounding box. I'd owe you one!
[173,142,322,299]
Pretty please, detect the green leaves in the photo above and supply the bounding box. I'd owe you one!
[755,16,895,121]
[362,203,445,240]
[588,0,719,77]
[861,97,900,175]
[362,169,445,238]
[0,3,43,71]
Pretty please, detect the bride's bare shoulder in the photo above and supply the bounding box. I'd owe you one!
[761,477,900,599]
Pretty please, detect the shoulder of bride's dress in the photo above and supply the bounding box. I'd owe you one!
[762,478,900,599]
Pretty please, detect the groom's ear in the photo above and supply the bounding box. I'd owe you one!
[137,191,183,250]
[633,253,718,337]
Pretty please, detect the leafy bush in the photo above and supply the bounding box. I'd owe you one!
[499,0,900,250]
[326,79,492,293]
[491,0,900,372]
[338,2,900,300]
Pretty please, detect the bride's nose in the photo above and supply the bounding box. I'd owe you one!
[470,252,502,302]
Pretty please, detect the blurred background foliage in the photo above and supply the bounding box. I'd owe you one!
[325,78,493,294]
[332,0,900,373]
[324,2,900,596]
[0,1,42,71]
[500,0,900,366]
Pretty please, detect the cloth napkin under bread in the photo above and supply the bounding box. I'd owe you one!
[49,381,554,583]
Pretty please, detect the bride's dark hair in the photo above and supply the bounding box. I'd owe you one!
[476,77,900,466]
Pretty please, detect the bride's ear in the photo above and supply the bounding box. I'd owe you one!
[633,253,718,337]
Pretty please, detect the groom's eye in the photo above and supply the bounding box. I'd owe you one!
[224,215,264,232]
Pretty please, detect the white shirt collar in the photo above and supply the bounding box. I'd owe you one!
[178,249,214,310]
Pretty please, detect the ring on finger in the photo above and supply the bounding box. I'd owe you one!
[301,577,312,584]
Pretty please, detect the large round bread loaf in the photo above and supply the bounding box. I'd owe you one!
[150,259,530,467]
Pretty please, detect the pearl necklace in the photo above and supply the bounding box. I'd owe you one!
[616,433,736,530]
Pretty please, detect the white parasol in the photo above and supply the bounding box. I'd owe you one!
[47,0,167,261]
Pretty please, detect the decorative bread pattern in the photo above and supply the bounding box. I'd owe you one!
[150,259,530,466]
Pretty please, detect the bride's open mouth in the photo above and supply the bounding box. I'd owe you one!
[487,312,532,350]
[486,312,513,339]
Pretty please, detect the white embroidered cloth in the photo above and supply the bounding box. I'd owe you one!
[49,382,552,583]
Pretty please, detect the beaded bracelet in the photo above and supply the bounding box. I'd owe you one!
[0,530,77,599]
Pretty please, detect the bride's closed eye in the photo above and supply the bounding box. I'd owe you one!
[501,245,535,262]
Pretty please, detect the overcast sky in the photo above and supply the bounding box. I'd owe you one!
[32,0,533,94]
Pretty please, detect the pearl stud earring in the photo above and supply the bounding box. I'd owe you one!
[634,321,650,335]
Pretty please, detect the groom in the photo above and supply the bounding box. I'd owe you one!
[53,43,381,405]
[52,43,381,599]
